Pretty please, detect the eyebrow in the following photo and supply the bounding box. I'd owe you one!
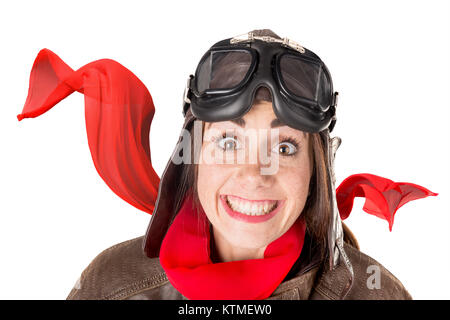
[229,117,285,128]
[206,117,306,137]
[206,118,246,130]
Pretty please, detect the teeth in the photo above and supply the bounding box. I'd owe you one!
[226,195,277,216]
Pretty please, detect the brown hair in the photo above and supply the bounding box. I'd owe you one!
[303,131,332,256]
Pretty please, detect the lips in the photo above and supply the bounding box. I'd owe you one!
[225,195,278,215]
[219,194,284,223]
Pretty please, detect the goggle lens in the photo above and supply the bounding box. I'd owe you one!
[196,51,252,94]
[279,55,331,109]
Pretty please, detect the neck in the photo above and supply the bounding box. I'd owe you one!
[210,225,266,262]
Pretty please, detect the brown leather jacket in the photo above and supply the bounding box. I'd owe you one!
[67,229,412,300]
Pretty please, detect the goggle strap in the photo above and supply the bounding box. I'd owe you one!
[182,75,194,116]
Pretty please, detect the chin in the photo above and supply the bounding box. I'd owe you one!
[224,229,275,250]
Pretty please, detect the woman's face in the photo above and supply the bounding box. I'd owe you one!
[197,101,313,252]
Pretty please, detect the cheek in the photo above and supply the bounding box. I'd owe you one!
[197,163,228,213]
[285,171,310,198]
[197,164,211,204]
[279,159,312,214]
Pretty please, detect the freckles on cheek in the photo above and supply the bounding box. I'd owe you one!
[277,166,311,199]
[279,147,313,193]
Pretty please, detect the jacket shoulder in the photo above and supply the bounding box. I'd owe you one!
[67,236,168,300]
[311,243,412,300]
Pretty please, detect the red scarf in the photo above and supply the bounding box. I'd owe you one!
[17,49,438,299]
[159,193,306,300]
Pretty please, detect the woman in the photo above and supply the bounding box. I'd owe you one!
[17,29,436,300]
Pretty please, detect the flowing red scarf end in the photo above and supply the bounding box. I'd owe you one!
[336,173,438,231]
[17,49,160,215]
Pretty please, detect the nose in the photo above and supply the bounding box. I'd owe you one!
[231,129,279,185]
[235,162,275,191]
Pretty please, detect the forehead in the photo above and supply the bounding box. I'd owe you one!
[205,102,307,139]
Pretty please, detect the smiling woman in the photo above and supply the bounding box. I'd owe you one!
[18,29,437,300]
[136,30,429,300]
[198,101,314,263]
[153,91,347,299]
[173,96,336,266]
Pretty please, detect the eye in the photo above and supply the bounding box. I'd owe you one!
[216,135,242,151]
[272,139,298,156]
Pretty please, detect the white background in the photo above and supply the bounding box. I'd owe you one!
[0,0,448,299]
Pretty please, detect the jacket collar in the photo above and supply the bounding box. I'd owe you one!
[267,266,319,300]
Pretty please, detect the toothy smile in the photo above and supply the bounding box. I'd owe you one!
[224,195,279,216]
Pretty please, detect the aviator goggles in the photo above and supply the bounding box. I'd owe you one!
[183,32,339,133]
